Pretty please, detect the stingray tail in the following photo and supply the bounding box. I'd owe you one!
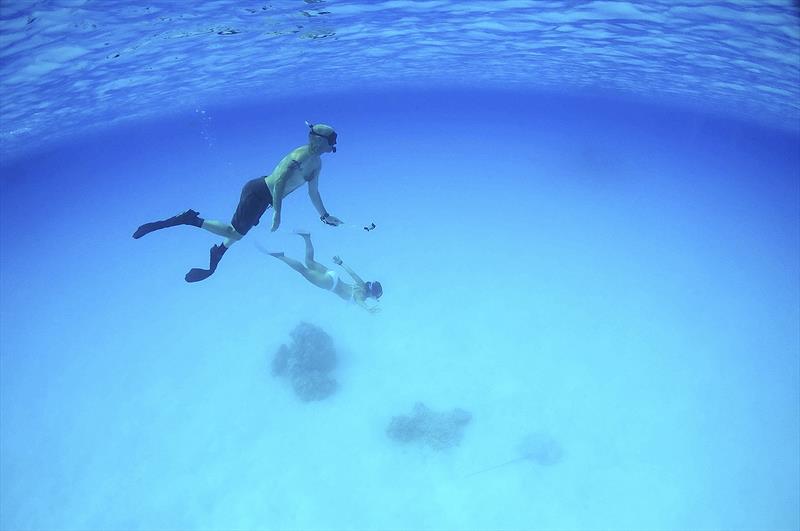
[464,457,525,478]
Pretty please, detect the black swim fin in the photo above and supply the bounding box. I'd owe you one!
[185,268,213,283]
[133,209,203,239]
[185,243,227,283]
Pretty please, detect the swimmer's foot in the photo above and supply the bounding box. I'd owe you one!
[185,243,227,283]
[253,242,283,258]
[133,209,203,239]
[293,229,311,237]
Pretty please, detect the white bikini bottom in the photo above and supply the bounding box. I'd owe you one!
[325,270,340,290]
[326,270,354,302]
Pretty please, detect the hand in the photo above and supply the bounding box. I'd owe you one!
[322,214,342,226]
[332,255,342,265]
[367,307,381,314]
[271,211,281,232]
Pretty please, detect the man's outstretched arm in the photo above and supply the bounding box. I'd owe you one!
[271,176,287,231]
[308,174,342,226]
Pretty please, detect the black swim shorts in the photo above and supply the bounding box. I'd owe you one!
[231,177,273,235]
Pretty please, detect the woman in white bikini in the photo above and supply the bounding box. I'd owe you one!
[260,232,382,313]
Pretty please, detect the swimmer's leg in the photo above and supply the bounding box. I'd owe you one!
[132,210,244,248]
[269,252,329,289]
[183,221,244,282]
[295,231,325,272]
[198,220,244,247]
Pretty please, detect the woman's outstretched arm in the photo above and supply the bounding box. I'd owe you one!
[332,256,365,285]
[355,299,381,313]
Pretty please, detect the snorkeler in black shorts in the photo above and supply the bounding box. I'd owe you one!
[231,177,273,236]
[132,122,343,282]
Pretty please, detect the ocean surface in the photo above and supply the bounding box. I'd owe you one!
[1,2,799,531]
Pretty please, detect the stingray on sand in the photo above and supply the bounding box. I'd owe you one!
[466,432,564,477]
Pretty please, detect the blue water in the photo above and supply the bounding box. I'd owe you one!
[1,2,799,531]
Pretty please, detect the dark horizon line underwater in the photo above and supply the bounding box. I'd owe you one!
[10,80,800,158]
[2,84,800,172]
